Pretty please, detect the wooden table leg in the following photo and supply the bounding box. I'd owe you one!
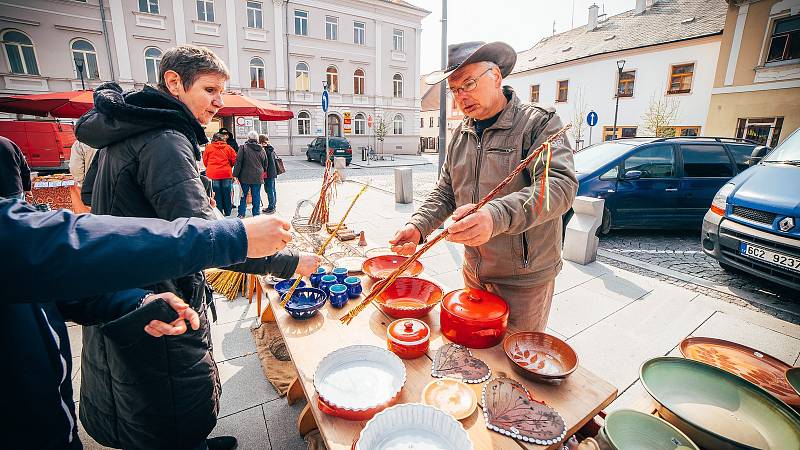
[255,280,262,318]
[287,376,304,405]
[297,403,318,437]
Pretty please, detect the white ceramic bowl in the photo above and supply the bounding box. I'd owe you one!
[356,403,474,450]
[313,345,406,412]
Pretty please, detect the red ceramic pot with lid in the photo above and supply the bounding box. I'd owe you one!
[386,318,430,359]
[440,288,508,349]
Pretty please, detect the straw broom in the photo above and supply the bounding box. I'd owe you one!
[341,124,571,325]
[280,183,370,308]
[206,268,247,301]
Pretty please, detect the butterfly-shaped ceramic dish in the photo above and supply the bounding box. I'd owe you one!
[482,377,566,445]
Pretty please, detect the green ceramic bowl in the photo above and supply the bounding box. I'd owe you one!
[640,357,800,450]
[603,409,699,450]
[788,367,800,397]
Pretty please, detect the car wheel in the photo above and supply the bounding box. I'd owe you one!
[597,207,612,236]
[345,161,351,166]
[306,152,313,162]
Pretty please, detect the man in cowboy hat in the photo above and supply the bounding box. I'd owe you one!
[390,41,577,332]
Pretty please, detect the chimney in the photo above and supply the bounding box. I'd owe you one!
[635,0,646,14]
[588,4,599,31]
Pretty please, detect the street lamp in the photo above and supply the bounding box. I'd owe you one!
[612,59,625,140]
[74,56,86,90]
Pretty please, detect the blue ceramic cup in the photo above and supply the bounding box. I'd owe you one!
[329,284,349,308]
[318,274,337,296]
[331,267,349,284]
[343,276,362,299]
[309,267,327,288]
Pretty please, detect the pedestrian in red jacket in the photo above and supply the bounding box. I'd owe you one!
[202,132,237,216]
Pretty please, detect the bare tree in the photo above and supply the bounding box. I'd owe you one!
[570,87,588,150]
[642,91,680,137]
[375,115,389,154]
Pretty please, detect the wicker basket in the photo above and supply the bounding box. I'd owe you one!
[292,199,322,234]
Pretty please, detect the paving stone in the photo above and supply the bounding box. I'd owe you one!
[213,295,259,325]
[418,252,463,276]
[604,380,655,414]
[554,261,609,294]
[262,399,308,450]
[68,325,82,357]
[210,405,271,450]
[548,285,639,339]
[211,318,259,363]
[435,269,466,291]
[218,354,280,418]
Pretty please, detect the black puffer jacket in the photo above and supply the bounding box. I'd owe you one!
[233,139,268,184]
[75,83,298,449]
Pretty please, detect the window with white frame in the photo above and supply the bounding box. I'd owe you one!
[246,1,263,29]
[71,39,99,80]
[144,47,162,84]
[353,68,365,95]
[295,62,310,91]
[392,29,404,52]
[766,15,800,63]
[325,66,338,93]
[294,10,308,36]
[250,57,265,88]
[196,0,214,22]
[392,73,403,98]
[138,0,159,14]
[325,16,338,40]
[393,114,403,134]
[2,30,39,75]
[354,113,366,135]
[353,21,365,45]
[297,111,311,135]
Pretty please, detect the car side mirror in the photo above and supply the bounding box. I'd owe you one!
[622,170,642,180]
[748,145,769,166]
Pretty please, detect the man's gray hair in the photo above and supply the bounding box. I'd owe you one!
[481,61,500,79]
[247,130,259,140]
[157,45,230,92]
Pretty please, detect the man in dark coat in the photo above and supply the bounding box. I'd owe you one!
[0,135,31,200]
[75,45,320,450]
[233,130,268,218]
[0,198,293,450]
[260,134,278,214]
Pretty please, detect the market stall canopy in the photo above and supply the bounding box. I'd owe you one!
[217,92,294,121]
[0,90,294,121]
[0,90,93,118]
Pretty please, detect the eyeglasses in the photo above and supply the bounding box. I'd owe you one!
[447,68,493,96]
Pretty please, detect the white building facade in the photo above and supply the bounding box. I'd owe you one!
[0,0,429,155]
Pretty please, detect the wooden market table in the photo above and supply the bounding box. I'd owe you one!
[258,263,617,449]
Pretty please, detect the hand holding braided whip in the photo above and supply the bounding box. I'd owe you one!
[280,183,370,308]
[341,124,571,325]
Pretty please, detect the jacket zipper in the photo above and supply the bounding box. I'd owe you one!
[465,128,483,279]
[522,232,529,268]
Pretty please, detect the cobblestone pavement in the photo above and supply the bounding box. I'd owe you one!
[598,230,800,323]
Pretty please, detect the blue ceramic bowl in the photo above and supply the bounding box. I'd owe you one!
[275,278,306,296]
[309,267,327,288]
[318,274,337,296]
[344,276,362,299]
[283,287,327,320]
[329,284,349,308]
[331,267,349,284]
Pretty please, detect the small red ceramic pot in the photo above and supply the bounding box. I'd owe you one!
[387,318,430,359]
[440,288,508,349]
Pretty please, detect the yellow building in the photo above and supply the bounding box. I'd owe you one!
[705,0,800,146]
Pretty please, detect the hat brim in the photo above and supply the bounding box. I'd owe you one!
[424,41,517,85]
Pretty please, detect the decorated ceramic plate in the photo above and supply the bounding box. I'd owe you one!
[421,379,477,420]
[680,336,800,408]
[314,345,406,412]
[356,403,473,450]
[431,343,491,384]
[335,256,366,273]
[482,377,566,446]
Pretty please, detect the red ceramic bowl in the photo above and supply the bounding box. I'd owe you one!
[362,255,424,281]
[373,277,444,319]
[316,394,399,421]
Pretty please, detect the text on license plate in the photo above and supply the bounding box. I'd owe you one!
[739,243,800,273]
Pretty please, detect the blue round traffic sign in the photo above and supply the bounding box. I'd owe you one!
[586,111,598,127]
[322,90,329,112]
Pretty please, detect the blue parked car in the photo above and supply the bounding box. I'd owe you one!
[572,136,758,233]
[702,128,800,292]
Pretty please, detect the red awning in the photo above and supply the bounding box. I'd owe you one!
[217,93,294,121]
[0,90,94,118]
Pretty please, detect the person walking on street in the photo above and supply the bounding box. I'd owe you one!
[389,41,578,333]
[260,134,278,214]
[218,127,239,153]
[234,130,268,218]
[68,139,97,212]
[0,136,31,200]
[203,132,237,216]
[75,45,320,450]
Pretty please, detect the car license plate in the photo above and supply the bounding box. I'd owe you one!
[739,242,800,273]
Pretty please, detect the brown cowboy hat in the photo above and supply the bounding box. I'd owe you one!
[424,41,517,85]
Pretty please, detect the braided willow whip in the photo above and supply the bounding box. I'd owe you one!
[280,183,370,308]
[341,124,571,325]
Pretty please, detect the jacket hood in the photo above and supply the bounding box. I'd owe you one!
[75,82,208,158]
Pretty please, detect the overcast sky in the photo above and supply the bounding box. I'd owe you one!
[408,0,637,75]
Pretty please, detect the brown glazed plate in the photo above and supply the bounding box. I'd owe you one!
[503,331,578,381]
[680,336,800,408]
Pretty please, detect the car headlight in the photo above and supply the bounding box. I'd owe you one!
[711,183,735,216]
